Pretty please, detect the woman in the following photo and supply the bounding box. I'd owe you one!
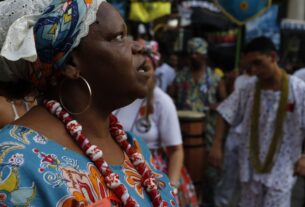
[114,40,198,207]
[0,0,176,206]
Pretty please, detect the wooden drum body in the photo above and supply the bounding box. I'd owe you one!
[178,111,207,196]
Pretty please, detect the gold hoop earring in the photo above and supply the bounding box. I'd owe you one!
[59,75,92,115]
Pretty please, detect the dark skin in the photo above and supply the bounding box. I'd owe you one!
[14,3,151,165]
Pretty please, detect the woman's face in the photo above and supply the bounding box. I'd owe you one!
[74,3,151,109]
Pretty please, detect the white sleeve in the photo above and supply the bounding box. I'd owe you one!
[156,89,183,147]
[293,77,305,131]
[155,68,163,90]
[167,68,176,87]
[217,87,248,127]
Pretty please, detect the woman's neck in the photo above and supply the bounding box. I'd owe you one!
[73,106,112,140]
[44,82,114,140]
[191,65,206,83]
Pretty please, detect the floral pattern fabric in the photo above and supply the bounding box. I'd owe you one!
[174,67,220,112]
[217,76,305,191]
[0,125,176,207]
[174,67,220,149]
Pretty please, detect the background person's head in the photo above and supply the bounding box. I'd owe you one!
[141,40,161,91]
[0,0,150,113]
[168,53,178,69]
[187,37,208,70]
[242,36,279,80]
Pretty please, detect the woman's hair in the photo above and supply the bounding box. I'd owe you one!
[142,40,160,117]
[0,80,33,100]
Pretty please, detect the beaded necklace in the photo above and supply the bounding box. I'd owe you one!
[44,100,168,207]
[250,70,289,173]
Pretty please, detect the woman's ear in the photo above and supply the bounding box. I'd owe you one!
[62,52,80,79]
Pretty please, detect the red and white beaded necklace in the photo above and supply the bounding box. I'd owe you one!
[44,100,168,207]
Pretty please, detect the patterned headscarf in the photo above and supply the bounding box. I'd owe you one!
[141,40,160,69]
[33,0,102,84]
[0,0,105,86]
[187,37,208,55]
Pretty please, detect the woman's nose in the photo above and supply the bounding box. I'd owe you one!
[132,41,144,54]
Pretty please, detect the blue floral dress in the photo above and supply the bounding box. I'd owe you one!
[0,125,177,207]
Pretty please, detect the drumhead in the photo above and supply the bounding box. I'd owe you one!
[177,110,205,120]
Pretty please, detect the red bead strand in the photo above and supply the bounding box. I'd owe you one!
[44,100,167,207]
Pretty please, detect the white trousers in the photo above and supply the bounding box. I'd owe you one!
[239,180,295,207]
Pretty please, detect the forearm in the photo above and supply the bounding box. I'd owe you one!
[217,79,227,101]
[208,114,228,168]
[167,144,184,186]
[212,114,228,149]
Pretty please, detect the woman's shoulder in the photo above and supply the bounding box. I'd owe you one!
[124,131,177,205]
[0,124,39,144]
[0,97,13,128]
[154,87,173,102]
[0,125,112,206]
[125,131,150,156]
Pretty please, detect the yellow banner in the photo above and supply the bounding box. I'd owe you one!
[129,2,171,23]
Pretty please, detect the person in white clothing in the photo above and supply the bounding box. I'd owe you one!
[155,53,178,93]
[209,36,305,207]
[292,67,305,207]
[293,67,305,82]
[115,40,199,207]
[214,62,255,207]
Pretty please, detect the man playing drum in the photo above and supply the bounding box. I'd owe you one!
[169,37,227,206]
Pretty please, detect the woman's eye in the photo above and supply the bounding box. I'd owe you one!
[114,34,124,41]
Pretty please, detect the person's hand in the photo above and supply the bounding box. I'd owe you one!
[294,155,305,176]
[208,144,223,169]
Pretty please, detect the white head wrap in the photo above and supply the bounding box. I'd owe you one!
[0,0,105,82]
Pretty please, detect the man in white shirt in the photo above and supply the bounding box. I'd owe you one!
[155,53,178,92]
[210,36,305,207]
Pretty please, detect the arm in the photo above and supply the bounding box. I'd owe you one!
[209,79,227,111]
[217,78,227,101]
[294,154,305,176]
[209,84,248,168]
[294,89,305,176]
[166,144,184,186]
[208,114,229,169]
[0,97,13,128]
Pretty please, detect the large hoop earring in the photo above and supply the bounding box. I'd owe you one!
[59,75,92,115]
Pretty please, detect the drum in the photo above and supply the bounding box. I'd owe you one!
[178,110,207,196]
